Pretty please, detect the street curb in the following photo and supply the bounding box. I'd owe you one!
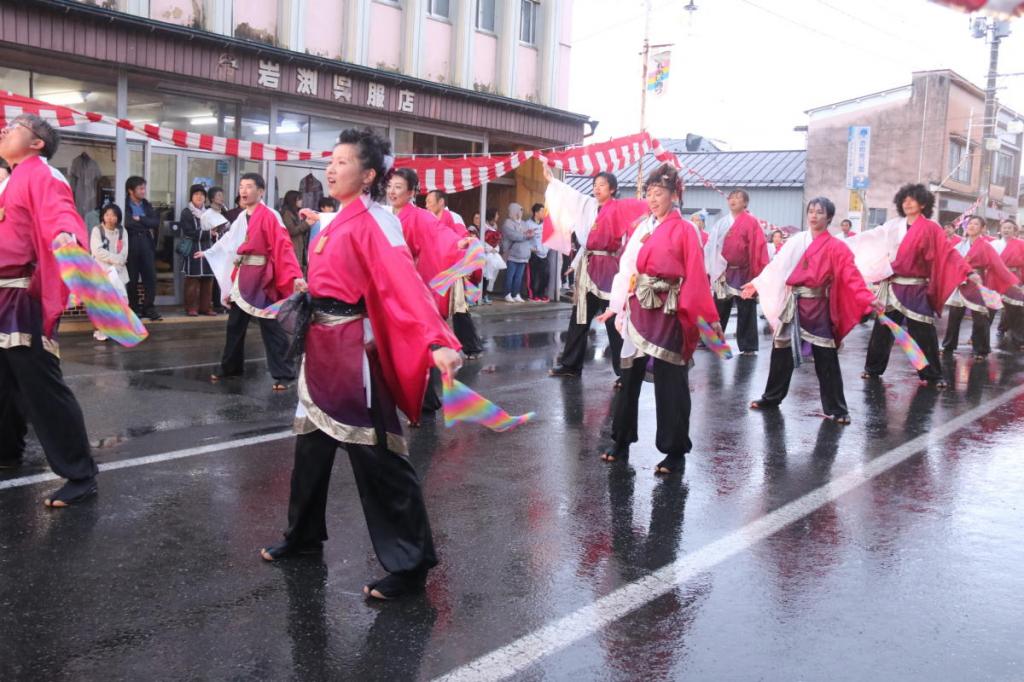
[59,300,575,335]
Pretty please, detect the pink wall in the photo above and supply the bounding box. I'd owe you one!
[515,44,538,102]
[367,2,402,71]
[472,32,498,93]
[149,0,195,27]
[422,17,452,84]
[304,0,346,59]
[234,0,278,45]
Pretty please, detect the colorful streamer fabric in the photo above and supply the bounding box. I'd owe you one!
[441,373,535,432]
[54,243,148,347]
[876,313,929,371]
[696,316,733,360]
[429,240,485,296]
[978,284,1003,309]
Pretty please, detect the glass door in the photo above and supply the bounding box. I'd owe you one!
[148,151,179,304]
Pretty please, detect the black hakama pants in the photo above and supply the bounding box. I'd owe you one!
[282,397,437,577]
[452,311,483,356]
[714,295,759,353]
[0,344,97,480]
[610,355,692,460]
[559,292,623,375]
[759,346,849,418]
[220,304,295,381]
[942,306,992,355]
[864,310,943,381]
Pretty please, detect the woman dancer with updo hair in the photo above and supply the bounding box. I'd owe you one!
[259,129,462,601]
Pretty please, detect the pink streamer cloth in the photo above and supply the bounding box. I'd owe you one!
[429,240,485,296]
[54,243,148,347]
[441,373,535,432]
[876,313,929,371]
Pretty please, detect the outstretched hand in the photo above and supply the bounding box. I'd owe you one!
[193,250,204,259]
[433,347,462,376]
[740,282,757,300]
[595,310,615,324]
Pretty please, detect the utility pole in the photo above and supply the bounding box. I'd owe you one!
[974,17,1011,228]
[638,0,652,198]
[637,0,674,198]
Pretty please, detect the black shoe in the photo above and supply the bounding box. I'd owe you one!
[43,478,98,508]
[145,309,164,321]
[363,569,428,600]
[259,539,324,562]
[654,455,685,476]
[548,365,582,377]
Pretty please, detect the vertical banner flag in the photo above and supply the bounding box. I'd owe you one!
[646,50,671,95]
[846,126,871,190]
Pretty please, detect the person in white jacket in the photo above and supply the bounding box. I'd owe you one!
[89,204,130,341]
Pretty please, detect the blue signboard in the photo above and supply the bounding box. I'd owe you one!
[846,126,871,190]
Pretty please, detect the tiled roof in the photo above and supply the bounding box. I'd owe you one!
[566,142,806,192]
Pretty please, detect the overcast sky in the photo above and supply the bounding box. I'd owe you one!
[568,0,1024,150]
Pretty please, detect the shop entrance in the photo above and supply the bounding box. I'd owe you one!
[148,150,233,304]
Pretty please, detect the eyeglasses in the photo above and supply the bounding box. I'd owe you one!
[2,121,40,140]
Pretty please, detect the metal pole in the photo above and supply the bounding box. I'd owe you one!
[978,25,1002,228]
[115,70,128,211]
[638,0,651,198]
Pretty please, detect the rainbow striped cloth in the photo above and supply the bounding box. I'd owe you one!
[442,373,535,432]
[696,316,733,359]
[429,240,485,296]
[54,243,148,347]
[876,313,928,371]
[978,284,1003,309]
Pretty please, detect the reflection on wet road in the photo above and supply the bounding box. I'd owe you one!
[1,311,1022,680]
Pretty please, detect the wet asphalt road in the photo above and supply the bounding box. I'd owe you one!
[2,306,1023,681]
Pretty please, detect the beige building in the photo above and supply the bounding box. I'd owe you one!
[804,70,1022,232]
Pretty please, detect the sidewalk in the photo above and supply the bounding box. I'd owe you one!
[59,297,574,335]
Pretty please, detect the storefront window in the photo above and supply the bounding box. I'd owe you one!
[276,111,311,149]
[394,129,480,156]
[33,73,117,116]
[127,89,230,136]
[240,106,270,144]
[0,67,31,97]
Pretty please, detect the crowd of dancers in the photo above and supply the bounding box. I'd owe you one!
[2,113,1021,600]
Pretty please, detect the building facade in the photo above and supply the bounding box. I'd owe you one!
[567,142,807,229]
[805,70,1023,232]
[0,0,584,303]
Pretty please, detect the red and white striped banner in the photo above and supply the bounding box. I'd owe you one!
[0,91,331,162]
[1,91,727,196]
[928,1,1023,16]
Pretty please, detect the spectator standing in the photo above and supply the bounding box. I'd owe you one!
[526,203,550,301]
[179,184,215,316]
[281,190,309,269]
[124,175,162,321]
[89,204,129,340]
[502,203,532,303]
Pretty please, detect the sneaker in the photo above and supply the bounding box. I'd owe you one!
[504,293,514,303]
[513,295,525,303]
[93,330,108,341]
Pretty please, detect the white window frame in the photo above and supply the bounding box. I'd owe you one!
[476,0,497,33]
[519,0,539,46]
[948,139,971,184]
[427,0,451,19]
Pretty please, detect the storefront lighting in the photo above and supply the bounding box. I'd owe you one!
[41,90,86,106]
[189,115,236,126]
[252,122,302,135]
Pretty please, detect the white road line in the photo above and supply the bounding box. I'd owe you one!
[0,430,293,491]
[64,357,267,380]
[433,382,1024,682]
